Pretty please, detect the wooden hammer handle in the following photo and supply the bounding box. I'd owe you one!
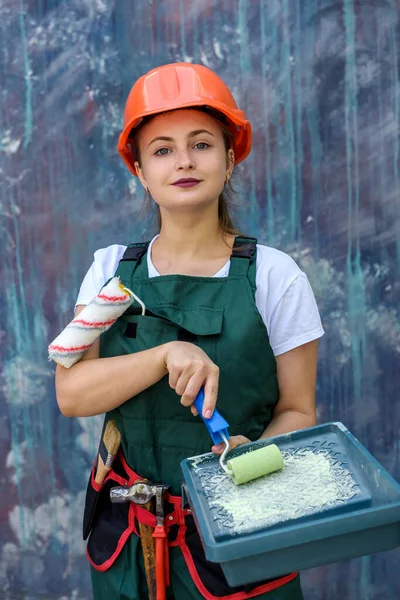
[136,479,156,600]
[138,501,156,600]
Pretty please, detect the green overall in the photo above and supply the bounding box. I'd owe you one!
[89,238,304,600]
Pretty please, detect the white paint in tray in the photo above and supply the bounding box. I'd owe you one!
[191,445,363,536]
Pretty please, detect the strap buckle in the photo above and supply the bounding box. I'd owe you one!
[232,236,257,259]
[120,242,149,262]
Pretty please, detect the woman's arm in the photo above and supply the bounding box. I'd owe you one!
[56,305,220,419]
[259,339,318,439]
[55,306,169,417]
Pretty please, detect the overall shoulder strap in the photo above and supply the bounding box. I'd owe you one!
[229,236,257,291]
[120,242,150,262]
[115,241,150,280]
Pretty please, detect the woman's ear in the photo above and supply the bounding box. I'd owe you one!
[135,161,147,190]
[226,149,235,179]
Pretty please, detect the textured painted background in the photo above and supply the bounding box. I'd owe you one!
[1,0,399,598]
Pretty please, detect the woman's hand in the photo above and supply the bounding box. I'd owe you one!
[163,341,219,418]
[211,435,251,456]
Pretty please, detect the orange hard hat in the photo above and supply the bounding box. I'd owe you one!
[117,62,252,176]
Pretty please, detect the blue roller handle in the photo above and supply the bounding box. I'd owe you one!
[193,388,230,445]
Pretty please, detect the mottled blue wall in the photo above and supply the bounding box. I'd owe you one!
[1,1,399,598]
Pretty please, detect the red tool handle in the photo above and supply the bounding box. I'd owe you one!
[153,525,167,600]
[165,532,170,588]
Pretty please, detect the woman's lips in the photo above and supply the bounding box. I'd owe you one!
[172,180,201,188]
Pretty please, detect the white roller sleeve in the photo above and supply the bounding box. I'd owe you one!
[48,277,139,368]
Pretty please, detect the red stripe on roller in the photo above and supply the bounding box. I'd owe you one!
[97,294,128,301]
[49,343,92,352]
[72,318,117,327]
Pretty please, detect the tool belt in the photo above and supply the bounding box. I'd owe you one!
[83,450,298,599]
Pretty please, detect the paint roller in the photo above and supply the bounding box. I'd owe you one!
[193,389,284,485]
[48,276,145,369]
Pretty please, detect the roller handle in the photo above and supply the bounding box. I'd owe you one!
[193,388,230,445]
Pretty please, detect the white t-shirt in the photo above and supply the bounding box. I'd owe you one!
[76,236,324,356]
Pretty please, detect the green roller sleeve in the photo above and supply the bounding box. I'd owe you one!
[226,444,284,485]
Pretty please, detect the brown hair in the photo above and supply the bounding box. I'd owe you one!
[127,107,243,237]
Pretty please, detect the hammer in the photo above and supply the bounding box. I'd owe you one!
[110,480,169,600]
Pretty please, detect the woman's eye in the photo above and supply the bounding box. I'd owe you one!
[155,147,170,156]
[195,142,209,150]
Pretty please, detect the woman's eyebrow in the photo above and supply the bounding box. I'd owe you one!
[148,136,173,148]
[188,129,215,138]
[148,129,215,148]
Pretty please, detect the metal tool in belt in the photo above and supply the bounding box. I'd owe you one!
[110,479,170,600]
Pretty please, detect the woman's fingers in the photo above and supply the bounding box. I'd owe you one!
[168,368,179,391]
[180,371,206,407]
[174,367,196,398]
[202,366,219,418]
[181,368,219,416]
[164,342,219,415]
[211,435,251,455]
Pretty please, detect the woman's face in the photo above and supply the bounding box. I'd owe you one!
[134,109,233,214]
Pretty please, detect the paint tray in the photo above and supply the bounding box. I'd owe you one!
[180,422,400,586]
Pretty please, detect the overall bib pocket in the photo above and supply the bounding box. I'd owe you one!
[121,305,224,347]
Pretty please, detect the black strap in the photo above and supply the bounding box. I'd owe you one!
[231,236,257,259]
[119,242,150,262]
[232,236,257,258]
[228,236,257,283]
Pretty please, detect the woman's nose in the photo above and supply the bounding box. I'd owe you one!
[175,149,195,170]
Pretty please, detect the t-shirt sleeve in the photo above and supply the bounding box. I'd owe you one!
[75,244,127,308]
[268,272,324,356]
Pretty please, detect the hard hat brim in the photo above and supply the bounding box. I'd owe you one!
[117,101,252,177]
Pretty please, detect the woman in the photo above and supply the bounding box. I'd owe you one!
[56,63,324,600]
